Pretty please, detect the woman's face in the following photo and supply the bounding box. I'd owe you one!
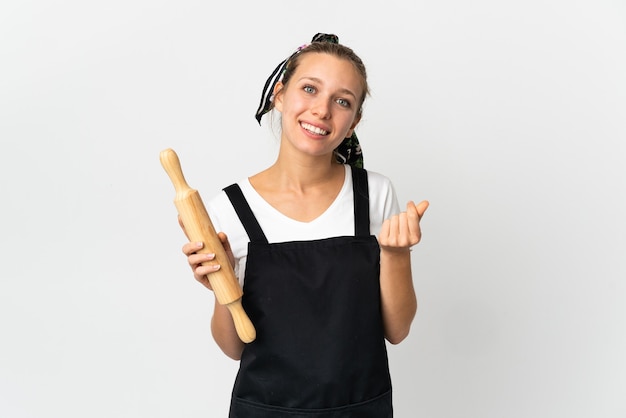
[274,52,363,161]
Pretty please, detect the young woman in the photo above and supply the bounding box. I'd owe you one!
[181,33,429,417]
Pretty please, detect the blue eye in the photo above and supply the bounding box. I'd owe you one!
[304,85,316,94]
[336,98,351,108]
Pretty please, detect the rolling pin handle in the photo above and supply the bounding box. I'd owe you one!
[159,148,191,195]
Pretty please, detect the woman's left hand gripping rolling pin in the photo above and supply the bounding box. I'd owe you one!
[160,148,256,343]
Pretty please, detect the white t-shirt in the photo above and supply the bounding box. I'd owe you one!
[207,165,400,285]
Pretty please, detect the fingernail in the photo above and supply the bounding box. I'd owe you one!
[211,264,221,271]
[206,253,215,260]
[196,242,203,248]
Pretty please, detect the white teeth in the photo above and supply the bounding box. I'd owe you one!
[301,122,328,135]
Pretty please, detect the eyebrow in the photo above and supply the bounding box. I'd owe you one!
[298,77,358,100]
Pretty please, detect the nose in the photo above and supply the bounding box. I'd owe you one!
[311,97,331,119]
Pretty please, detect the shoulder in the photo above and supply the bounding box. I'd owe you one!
[363,168,395,193]
[353,167,397,207]
[206,188,235,220]
[206,181,251,248]
[350,167,401,233]
[205,178,255,229]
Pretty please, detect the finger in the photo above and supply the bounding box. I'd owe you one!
[398,212,410,247]
[388,214,400,246]
[190,252,221,284]
[405,202,421,243]
[379,218,390,243]
[194,263,221,277]
[182,241,203,256]
[406,201,419,220]
[188,252,215,268]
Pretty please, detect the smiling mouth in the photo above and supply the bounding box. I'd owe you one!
[300,122,329,136]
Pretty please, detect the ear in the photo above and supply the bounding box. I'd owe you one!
[273,81,285,112]
[347,113,362,137]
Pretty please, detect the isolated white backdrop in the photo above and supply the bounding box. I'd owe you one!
[1,1,625,417]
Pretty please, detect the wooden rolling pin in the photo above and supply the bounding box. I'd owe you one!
[160,148,256,343]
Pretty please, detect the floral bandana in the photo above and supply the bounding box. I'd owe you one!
[254,33,364,168]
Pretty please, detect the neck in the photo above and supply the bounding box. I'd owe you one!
[268,154,342,192]
[250,144,345,195]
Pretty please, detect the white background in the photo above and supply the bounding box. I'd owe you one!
[1,1,625,417]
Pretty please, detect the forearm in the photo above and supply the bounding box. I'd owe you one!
[210,296,245,360]
[379,249,417,344]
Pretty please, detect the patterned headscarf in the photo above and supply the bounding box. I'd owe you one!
[254,33,364,168]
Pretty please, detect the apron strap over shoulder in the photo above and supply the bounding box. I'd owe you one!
[351,167,370,237]
[224,184,269,244]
